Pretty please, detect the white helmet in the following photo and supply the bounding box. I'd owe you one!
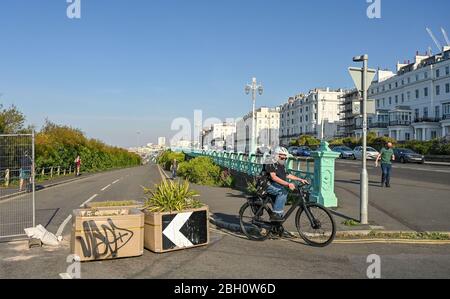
[274,146,289,156]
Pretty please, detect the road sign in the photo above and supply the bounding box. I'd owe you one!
[348,67,377,92]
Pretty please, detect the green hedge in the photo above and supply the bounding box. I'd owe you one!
[177,156,234,187]
[157,150,186,171]
[35,121,141,171]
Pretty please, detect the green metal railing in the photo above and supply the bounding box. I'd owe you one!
[171,141,340,208]
[174,148,315,182]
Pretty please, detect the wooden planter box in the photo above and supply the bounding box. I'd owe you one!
[144,206,209,253]
[71,208,144,262]
[84,201,143,210]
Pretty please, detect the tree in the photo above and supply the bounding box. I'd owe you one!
[0,104,27,134]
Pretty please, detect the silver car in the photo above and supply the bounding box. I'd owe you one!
[352,146,380,160]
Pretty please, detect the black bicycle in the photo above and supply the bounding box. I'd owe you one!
[239,182,336,247]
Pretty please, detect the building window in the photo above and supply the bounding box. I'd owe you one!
[431,131,437,139]
[401,94,405,103]
[436,85,441,96]
[416,74,419,81]
[446,66,449,76]
[405,133,411,141]
[436,69,440,78]
[389,97,392,105]
[305,115,309,122]
[424,107,428,118]
[408,77,411,84]
[402,79,405,85]
[395,95,398,104]
[424,87,428,97]
[389,83,392,90]
[424,72,428,79]
[446,83,450,94]
[415,89,419,99]
[395,82,398,88]
[435,106,440,119]
[376,99,380,108]
[415,109,419,120]
[407,91,411,100]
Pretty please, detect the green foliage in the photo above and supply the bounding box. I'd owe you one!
[291,135,321,148]
[143,180,203,213]
[330,133,396,151]
[88,201,139,208]
[177,157,222,186]
[157,150,185,171]
[0,104,31,134]
[402,139,450,155]
[35,120,141,171]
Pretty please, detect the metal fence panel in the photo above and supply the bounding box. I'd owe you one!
[0,134,35,240]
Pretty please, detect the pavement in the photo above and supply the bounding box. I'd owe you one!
[0,163,449,279]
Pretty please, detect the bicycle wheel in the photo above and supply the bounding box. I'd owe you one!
[239,202,271,241]
[295,203,336,247]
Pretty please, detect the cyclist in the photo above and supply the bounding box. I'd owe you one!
[266,146,309,222]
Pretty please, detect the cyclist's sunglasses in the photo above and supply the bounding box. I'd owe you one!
[278,155,288,160]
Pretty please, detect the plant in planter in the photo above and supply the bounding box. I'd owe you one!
[85,200,143,209]
[142,180,209,253]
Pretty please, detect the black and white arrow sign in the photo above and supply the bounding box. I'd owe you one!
[163,212,193,248]
[161,210,208,250]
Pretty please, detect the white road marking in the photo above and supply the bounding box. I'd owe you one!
[101,184,111,191]
[112,179,120,185]
[80,194,98,207]
[56,215,72,237]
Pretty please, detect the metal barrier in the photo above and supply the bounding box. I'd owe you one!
[0,133,35,240]
[171,141,339,207]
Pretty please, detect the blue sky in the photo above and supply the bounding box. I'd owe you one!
[0,0,449,147]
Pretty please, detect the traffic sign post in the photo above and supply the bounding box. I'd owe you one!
[349,56,376,225]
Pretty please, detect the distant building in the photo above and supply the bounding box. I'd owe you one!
[279,88,345,145]
[367,47,450,141]
[202,122,236,151]
[236,107,280,153]
[158,137,166,147]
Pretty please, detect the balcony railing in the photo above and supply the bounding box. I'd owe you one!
[370,122,389,128]
[414,117,441,123]
[389,120,412,126]
[443,114,450,120]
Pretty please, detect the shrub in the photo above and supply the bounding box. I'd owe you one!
[157,150,185,171]
[143,180,202,213]
[177,157,221,186]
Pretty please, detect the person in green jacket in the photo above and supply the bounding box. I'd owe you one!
[375,142,395,188]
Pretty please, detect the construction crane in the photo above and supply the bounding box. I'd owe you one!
[441,27,450,46]
[426,27,442,52]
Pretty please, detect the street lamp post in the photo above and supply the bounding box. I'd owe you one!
[245,77,264,154]
[321,97,326,140]
[353,54,369,225]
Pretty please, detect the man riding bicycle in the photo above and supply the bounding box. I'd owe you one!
[266,147,309,222]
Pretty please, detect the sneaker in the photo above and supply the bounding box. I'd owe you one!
[270,213,284,222]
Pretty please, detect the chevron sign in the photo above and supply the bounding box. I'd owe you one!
[161,210,208,250]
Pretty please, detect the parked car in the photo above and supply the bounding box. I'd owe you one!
[352,146,380,160]
[288,146,300,156]
[393,148,425,164]
[297,146,312,157]
[332,146,355,159]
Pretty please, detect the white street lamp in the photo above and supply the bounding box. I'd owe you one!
[245,77,264,154]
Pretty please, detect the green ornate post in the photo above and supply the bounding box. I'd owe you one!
[310,141,339,208]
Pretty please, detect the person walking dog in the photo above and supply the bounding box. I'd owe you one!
[375,142,395,188]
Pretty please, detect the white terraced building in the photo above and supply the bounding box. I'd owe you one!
[201,122,236,151]
[356,47,450,141]
[235,107,280,153]
[279,88,345,146]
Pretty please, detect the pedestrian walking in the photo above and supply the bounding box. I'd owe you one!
[170,159,178,180]
[74,155,82,176]
[375,142,395,188]
[19,152,32,192]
